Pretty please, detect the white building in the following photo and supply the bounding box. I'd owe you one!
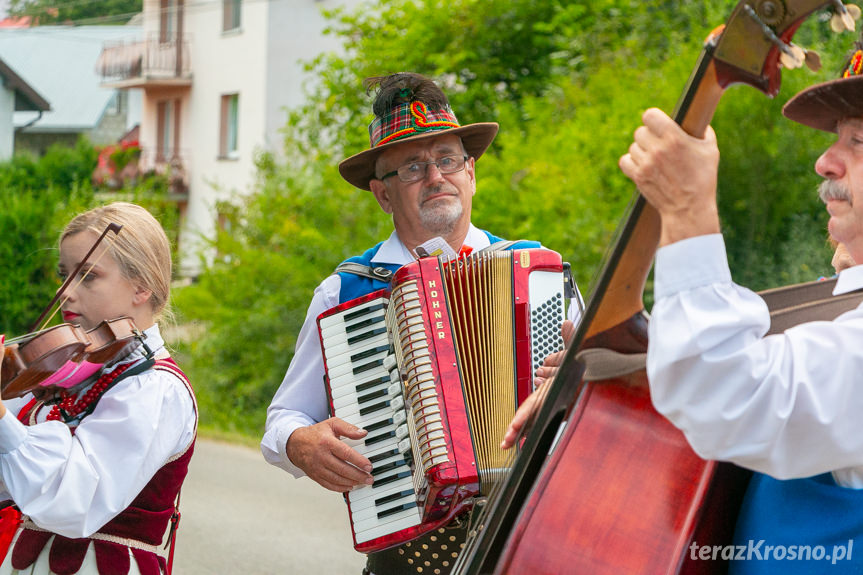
[100,0,364,275]
[0,26,142,158]
[0,55,49,160]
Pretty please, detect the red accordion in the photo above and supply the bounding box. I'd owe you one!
[317,248,568,552]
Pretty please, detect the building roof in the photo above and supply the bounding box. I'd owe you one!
[0,55,49,111]
[0,25,141,133]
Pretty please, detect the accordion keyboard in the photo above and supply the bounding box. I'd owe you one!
[319,296,423,545]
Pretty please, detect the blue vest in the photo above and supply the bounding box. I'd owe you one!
[729,472,863,573]
[336,231,540,303]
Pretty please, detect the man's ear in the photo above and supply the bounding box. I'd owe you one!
[466,157,477,195]
[370,179,394,214]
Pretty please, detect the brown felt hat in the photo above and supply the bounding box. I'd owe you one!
[337,75,498,191]
[783,48,863,132]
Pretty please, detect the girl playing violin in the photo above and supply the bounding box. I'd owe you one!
[0,202,196,575]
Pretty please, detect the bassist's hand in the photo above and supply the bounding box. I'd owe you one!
[501,321,575,450]
[619,108,721,246]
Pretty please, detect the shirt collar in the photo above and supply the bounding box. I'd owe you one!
[370,223,489,265]
[106,323,165,368]
[833,264,863,295]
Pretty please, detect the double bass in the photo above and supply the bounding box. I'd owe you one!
[455,1,855,573]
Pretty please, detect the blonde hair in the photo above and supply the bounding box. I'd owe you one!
[61,202,173,322]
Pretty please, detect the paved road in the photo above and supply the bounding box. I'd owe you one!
[171,438,367,574]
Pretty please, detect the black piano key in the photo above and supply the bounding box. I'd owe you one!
[347,326,388,346]
[353,358,385,375]
[368,448,399,464]
[364,418,394,433]
[359,400,390,416]
[365,430,397,446]
[345,315,385,334]
[375,489,415,506]
[356,376,389,393]
[373,469,412,488]
[371,458,407,477]
[344,302,386,322]
[350,344,390,363]
[378,501,419,520]
[357,388,387,405]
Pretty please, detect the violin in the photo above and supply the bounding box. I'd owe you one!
[1,317,143,400]
[0,222,142,400]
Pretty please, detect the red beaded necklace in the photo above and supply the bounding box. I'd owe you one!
[46,362,133,422]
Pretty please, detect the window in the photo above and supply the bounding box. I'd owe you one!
[219,94,239,158]
[159,0,177,43]
[157,100,173,161]
[157,99,180,161]
[223,0,241,32]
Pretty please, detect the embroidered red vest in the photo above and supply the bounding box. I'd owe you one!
[10,358,197,575]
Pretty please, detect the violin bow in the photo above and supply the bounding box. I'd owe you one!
[29,223,123,333]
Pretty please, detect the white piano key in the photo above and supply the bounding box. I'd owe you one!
[354,510,423,545]
[320,306,387,338]
[328,365,388,390]
[322,330,389,362]
[353,504,421,534]
[350,477,415,507]
[351,493,416,521]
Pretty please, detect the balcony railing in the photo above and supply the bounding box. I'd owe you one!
[97,33,191,88]
[140,147,190,197]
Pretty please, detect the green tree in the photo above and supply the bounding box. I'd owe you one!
[176,0,848,438]
[8,0,141,24]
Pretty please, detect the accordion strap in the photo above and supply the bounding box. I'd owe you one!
[333,262,394,282]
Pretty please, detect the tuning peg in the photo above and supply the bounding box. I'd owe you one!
[780,44,806,69]
[831,1,860,33]
[804,49,823,72]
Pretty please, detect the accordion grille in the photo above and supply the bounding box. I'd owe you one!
[444,252,516,489]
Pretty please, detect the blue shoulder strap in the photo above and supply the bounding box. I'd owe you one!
[334,242,401,304]
[334,231,541,304]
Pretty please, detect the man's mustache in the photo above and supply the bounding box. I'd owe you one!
[819,180,853,206]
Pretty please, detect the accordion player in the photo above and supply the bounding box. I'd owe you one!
[317,247,574,552]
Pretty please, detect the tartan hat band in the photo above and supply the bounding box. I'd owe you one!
[369,101,461,148]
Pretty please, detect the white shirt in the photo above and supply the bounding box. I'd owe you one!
[0,324,197,537]
[261,225,581,477]
[649,233,863,487]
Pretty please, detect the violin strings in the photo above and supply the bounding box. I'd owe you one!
[39,235,118,332]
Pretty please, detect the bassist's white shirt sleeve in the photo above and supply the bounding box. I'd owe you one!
[648,233,863,486]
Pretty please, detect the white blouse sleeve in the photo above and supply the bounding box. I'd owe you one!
[0,365,196,538]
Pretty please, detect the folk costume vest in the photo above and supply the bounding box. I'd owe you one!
[334,231,539,575]
[730,472,863,573]
[9,358,196,575]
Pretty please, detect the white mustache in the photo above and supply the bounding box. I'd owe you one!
[819,180,853,205]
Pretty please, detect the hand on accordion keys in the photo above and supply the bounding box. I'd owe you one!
[285,416,375,492]
[501,320,576,450]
